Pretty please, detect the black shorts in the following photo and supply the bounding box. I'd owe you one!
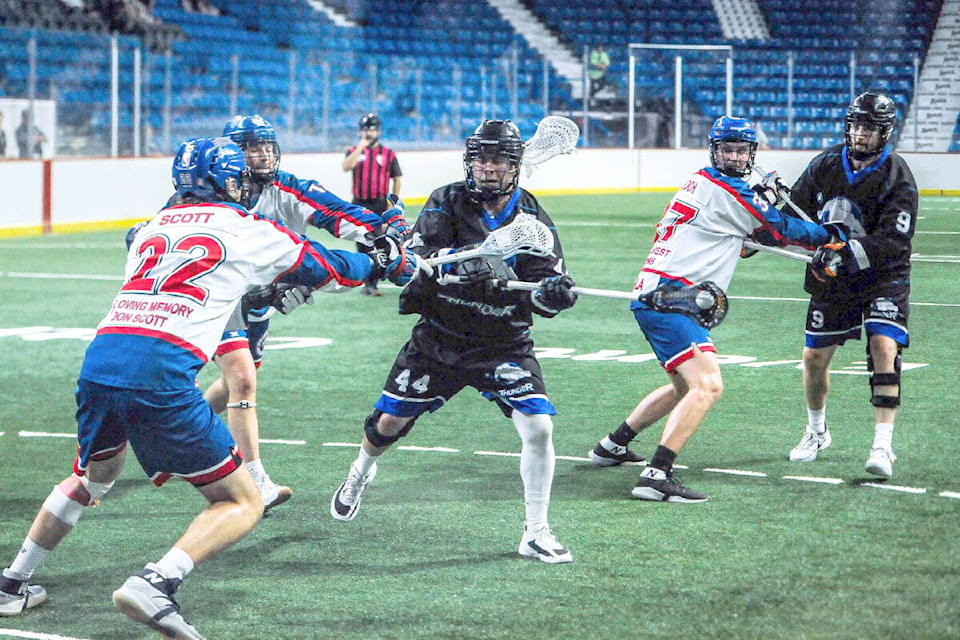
[805,282,910,349]
[372,337,556,419]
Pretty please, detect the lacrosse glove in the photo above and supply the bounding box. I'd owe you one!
[752,171,791,207]
[370,235,421,286]
[380,194,411,240]
[532,275,577,315]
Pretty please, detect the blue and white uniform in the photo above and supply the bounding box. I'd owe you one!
[77,200,374,486]
[631,167,830,370]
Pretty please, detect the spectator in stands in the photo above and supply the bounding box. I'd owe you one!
[589,44,611,98]
[15,110,46,159]
[0,112,7,159]
[181,0,219,16]
[342,113,403,297]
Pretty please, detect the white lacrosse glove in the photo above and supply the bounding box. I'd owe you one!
[275,284,316,315]
[753,171,790,206]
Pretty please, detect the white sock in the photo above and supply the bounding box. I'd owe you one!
[6,539,49,581]
[600,435,624,452]
[155,547,194,582]
[807,408,826,434]
[355,448,378,476]
[872,423,894,451]
[512,412,554,532]
[246,459,266,483]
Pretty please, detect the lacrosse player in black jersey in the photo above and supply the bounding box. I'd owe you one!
[330,120,577,563]
[786,92,918,479]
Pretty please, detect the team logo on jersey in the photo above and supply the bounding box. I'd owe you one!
[494,362,532,384]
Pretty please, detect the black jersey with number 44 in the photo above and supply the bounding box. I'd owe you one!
[789,143,918,295]
[399,181,567,347]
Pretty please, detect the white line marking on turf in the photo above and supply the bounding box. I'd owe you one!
[704,468,768,477]
[322,442,361,447]
[398,446,460,453]
[19,431,75,438]
[475,450,520,458]
[783,475,845,484]
[259,438,306,445]
[939,491,960,500]
[4,272,122,281]
[862,483,927,494]
[0,629,91,640]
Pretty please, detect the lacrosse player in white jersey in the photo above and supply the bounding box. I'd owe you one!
[587,116,844,503]
[0,137,418,637]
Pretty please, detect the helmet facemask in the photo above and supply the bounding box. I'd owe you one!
[463,120,524,202]
[239,139,280,185]
[708,116,758,178]
[709,139,757,178]
[844,92,897,161]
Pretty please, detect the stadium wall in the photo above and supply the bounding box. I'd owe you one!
[0,149,957,237]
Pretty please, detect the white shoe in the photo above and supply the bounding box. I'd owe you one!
[0,576,47,617]
[257,476,292,512]
[518,526,573,564]
[865,447,897,479]
[330,462,377,521]
[112,564,205,640]
[789,426,832,462]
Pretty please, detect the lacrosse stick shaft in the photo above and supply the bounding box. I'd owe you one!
[498,279,641,301]
[743,239,813,264]
[753,165,816,224]
[425,247,498,267]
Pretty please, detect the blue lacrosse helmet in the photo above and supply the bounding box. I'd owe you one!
[172,136,247,203]
[708,116,758,178]
[222,114,280,184]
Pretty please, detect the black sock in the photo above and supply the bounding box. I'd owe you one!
[609,422,637,447]
[649,445,677,473]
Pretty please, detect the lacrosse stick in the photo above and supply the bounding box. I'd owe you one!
[498,280,728,329]
[743,239,813,264]
[523,116,580,177]
[753,165,816,223]
[424,215,555,268]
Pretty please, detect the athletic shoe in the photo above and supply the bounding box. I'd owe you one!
[588,442,646,466]
[112,563,205,640]
[865,447,897,479]
[518,526,573,564]
[631,467,708,503]
[789,426,832,462]
[0,576,47,617]
[330,462,377,522]
[360,282,382,297]
[257,476,293,512]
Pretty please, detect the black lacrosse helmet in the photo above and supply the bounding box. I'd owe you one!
[845,92,897,160]
[463,119,524,202]
[359,112,381,130]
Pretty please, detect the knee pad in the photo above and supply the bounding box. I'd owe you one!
[867,345,902,408]
[363,410,415,448]
[42,474,114,526]
[512,411,554,443]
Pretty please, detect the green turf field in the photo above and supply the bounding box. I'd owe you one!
[1,193,958,640]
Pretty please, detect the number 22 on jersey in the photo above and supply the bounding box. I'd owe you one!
[121,233,226,304]
[654,200,700,243]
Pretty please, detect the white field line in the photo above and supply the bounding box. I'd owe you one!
[397,445,460,453]
[861,483,927,494]
[704,468,767,477]
[783,475,845,484]
[19,431,75,438]
[2,272,122,281]
[939,491,960,499]
[258,438,307,445]
[0,629,91,640]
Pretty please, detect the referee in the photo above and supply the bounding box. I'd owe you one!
[343,113,403,296]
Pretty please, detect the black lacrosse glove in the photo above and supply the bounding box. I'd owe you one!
[450,257,496,284]
[532,275,577,315]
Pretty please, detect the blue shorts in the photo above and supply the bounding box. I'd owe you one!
[74,379,241,486]
[633,306,715,371]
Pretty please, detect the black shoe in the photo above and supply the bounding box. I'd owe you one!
[631,470,708,503]
[588,442,645,466]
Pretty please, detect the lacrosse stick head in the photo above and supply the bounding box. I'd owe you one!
[483,215,555,261]
[651,281,728,329]
[523,116,580,177]
[464,120,524,202]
